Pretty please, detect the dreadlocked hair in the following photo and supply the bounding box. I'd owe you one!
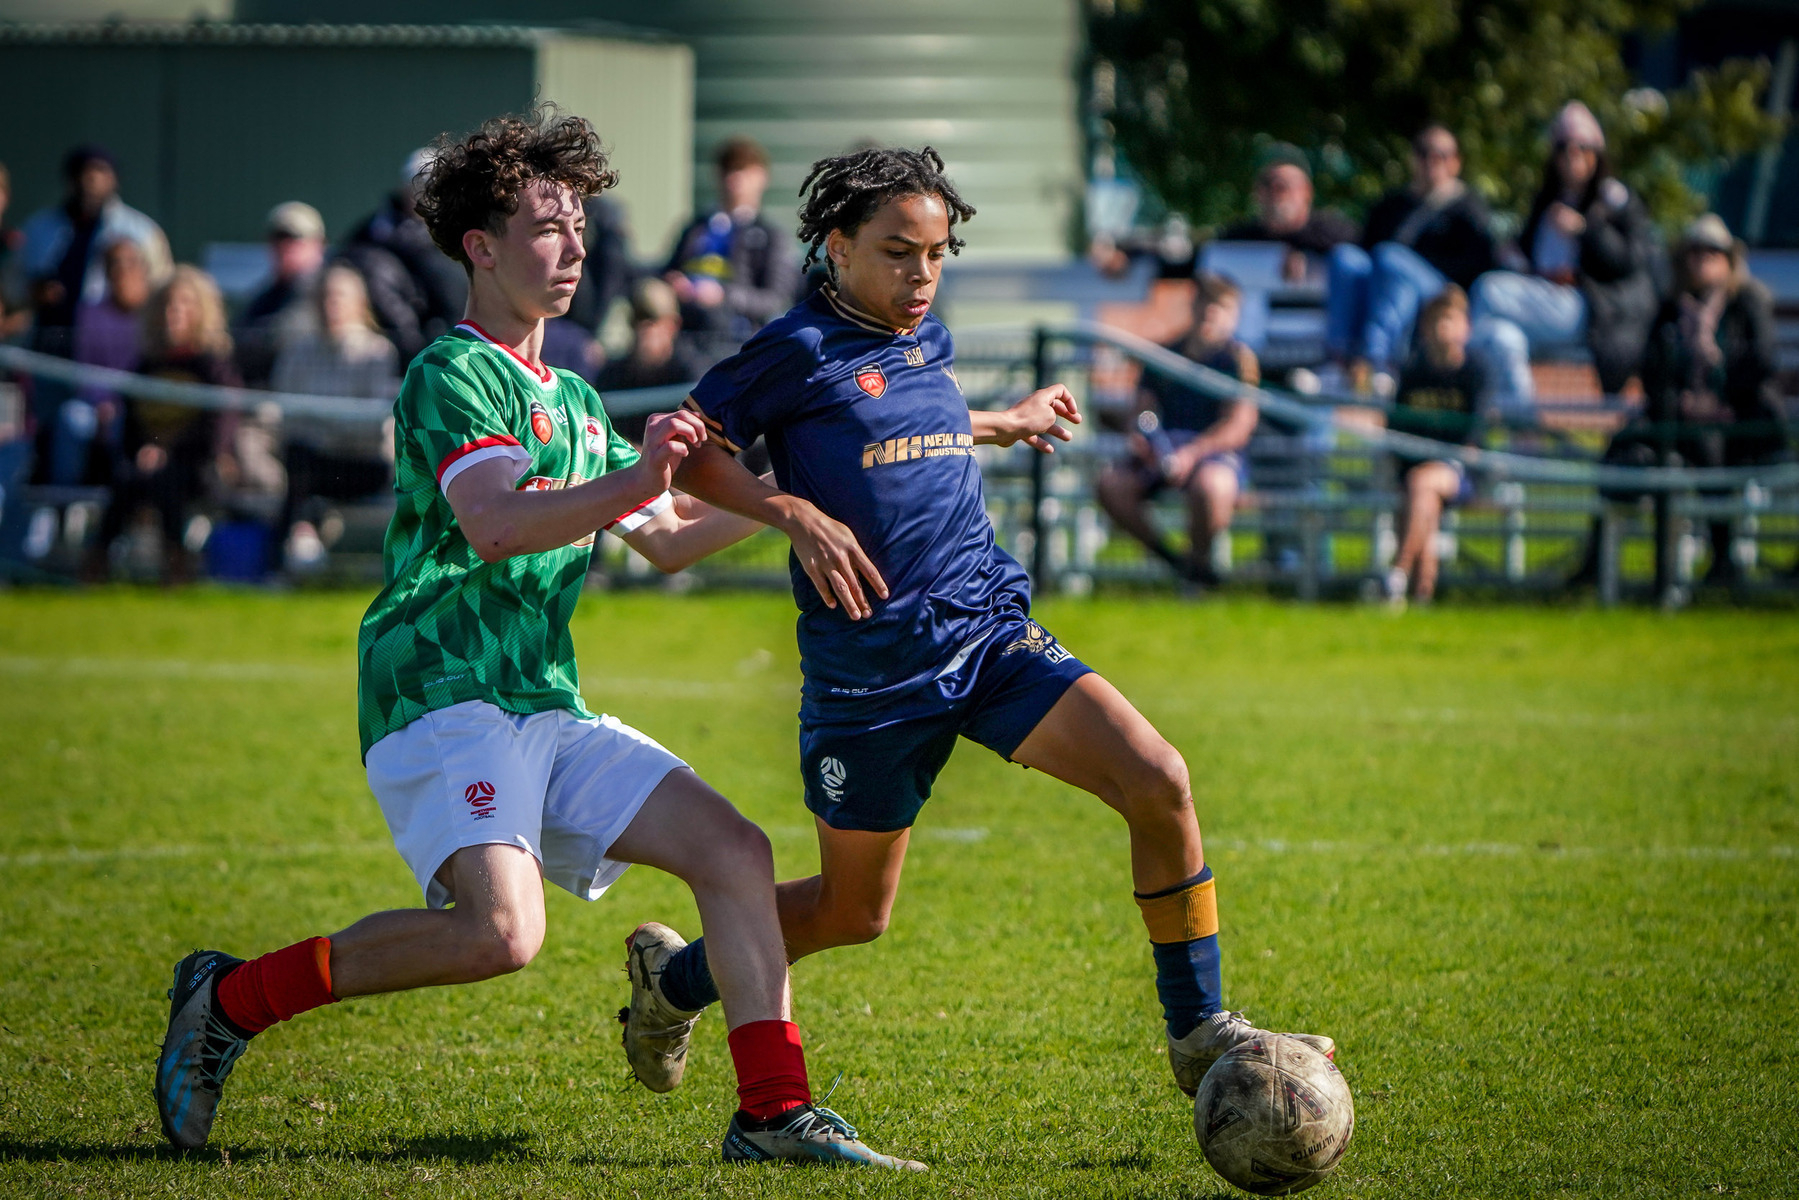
[417,104,619,269]
[795,146,976,273]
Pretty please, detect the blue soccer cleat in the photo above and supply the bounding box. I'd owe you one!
[722,1102,927,1171]
[154,949,249,1150]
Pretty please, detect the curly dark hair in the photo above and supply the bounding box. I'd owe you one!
[416,105,619,269]
[795,146,976,273]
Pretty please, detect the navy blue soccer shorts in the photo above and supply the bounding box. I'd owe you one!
[799,616,1094,833]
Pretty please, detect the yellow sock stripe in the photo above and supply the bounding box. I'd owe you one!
[1135,877,1219,945]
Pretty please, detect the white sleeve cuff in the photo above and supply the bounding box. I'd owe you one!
[605,490,674,533]
[438,443,533,494]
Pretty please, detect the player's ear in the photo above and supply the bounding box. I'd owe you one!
[463,227,496,272]
[825,228,851,271]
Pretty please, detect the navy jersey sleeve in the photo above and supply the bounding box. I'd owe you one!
[684,327,817,454]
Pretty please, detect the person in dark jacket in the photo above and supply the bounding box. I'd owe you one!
[1575,215,1789,586]
[234,201,327,389]
[662,137,802,367]
[1219,145,1358,284]
[1328,126,1497,379]
[339,150,468,362]
[1469,102,1661,414]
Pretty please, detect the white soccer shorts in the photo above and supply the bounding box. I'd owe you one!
[365,698,687,908]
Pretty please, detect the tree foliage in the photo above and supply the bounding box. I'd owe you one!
[1088,0,1788,233]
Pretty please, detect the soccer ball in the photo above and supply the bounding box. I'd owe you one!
[1193,1035,1354,1195]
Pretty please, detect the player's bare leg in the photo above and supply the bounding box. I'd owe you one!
[773,823,913,960]
[1010,673,1333,1093]
[1392,462,1460,603]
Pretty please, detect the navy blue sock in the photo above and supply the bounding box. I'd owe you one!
[658,936,720,1012]
[1141,865,1223,1040]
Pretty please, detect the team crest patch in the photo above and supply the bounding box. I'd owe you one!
[903,345,926,368]
[583,415,606,454]
[529,399,555,445]
[854,363,887,398]
[1001,622,1073,664]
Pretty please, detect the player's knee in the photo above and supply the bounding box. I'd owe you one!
[1125,743,1192,822]
[834,907,891,946]
[466,917,543,979]
[711,814,775,883]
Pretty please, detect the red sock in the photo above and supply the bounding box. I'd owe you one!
[215,937,338,1035]
[727,1019,811,1121]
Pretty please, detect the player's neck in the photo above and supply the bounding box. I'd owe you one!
[828,281,915,335]
[461,285,547,367]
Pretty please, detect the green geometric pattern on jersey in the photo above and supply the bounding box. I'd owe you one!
[356,327,642,758]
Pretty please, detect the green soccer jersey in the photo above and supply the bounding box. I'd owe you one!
[356,322,662,758]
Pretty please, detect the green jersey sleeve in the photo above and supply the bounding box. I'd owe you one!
[402,356,533,493]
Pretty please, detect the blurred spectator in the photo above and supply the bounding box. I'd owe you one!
[63,239,154,486]
[88,266,238,583]
[1096,273,1260,587]
[271,263,398,568]
[1575,216,1790,586]
[236,202,327,388]
[563,194,636,335]
[1382,286,1489,607]
[663,136,801,366]
[1469,102,1660,411]
[1219,146,1356,284]
[0,161,28,339]
[596,278,707,442]
[1327,126,1497,387]
[340,149,467,363]
[19,146,171,357]
[539,316,603,385]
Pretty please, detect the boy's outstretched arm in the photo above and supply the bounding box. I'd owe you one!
[674,441,888,621]
[970,383,1081,452]
[618,476,774,574]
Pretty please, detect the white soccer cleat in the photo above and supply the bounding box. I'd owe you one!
[1168,1011,1336,1096]
[618,922,701,1093]
[722,1103,927,1171]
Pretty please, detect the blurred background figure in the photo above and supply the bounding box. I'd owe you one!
[1096,272,1260,589]
[0,161,28,339]
[66,238,154,488]
[662,136,800,367]
[235,202,328,389]
[596,277,707,443]
[271,263,399,570]
[1219,146,1356,284]
[1327,125,1497,392]
[539,192,639,385]
[1383,285,1489,608]
[340,149,467,363]
[1469,102,1660,414]
[87,265,237,584]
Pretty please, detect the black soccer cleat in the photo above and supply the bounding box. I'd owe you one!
[154,950,249,1150]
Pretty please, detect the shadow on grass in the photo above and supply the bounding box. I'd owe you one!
[0,1133,689,1172]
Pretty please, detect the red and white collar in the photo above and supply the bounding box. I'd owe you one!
[457,321,557,389]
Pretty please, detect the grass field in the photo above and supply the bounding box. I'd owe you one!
[1,588,1795,1199]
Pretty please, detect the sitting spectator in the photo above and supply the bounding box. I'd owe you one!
[1469,102,1660,412]
[271,263,399,568]
[67,239,154,486]
[1383,286,1490,607]
[1219,145,1357,284]
[236,201,327,389]
[596,278,708,443]
[1328,126,1497,389]
[341,150,467,361]
[663,136,801,366]
[88,266,238,583]
[1096,272,1260,588]
[1573,216,1790,587]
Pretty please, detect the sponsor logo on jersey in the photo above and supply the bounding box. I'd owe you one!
[862,431,975,468]
[1000,622,1072,664]
[818,756,847,803]
[529,399,555,445]
[854,363,887,398]
[903,345,926,368]
[465,780,498,820]
[583,415,606,454]
[519,475,597,547]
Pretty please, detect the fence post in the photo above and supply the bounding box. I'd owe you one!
[1598,507,1621,608]
[1298,503,1322,602]
[1030,327,1051,588]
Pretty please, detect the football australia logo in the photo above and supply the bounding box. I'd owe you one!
[854,363,887,398]
[529,399,555,445]
[818,756,847,803]
[464,780,498,820]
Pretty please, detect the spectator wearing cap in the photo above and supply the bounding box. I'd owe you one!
[1469,102,1661,413]
[1327,125,1498,389]
[236,201,328,389]
[663,136,802,367]
[1219,145,1358,284]
[597,277,710,444]
[341,149,467,362]
[1574,215,1790,587]
[18,145,171,359]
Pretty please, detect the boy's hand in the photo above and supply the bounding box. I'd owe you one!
[638,410,707,493]
[995,385,1082,453]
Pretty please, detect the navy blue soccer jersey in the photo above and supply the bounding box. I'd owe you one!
[686,285,1031,718]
